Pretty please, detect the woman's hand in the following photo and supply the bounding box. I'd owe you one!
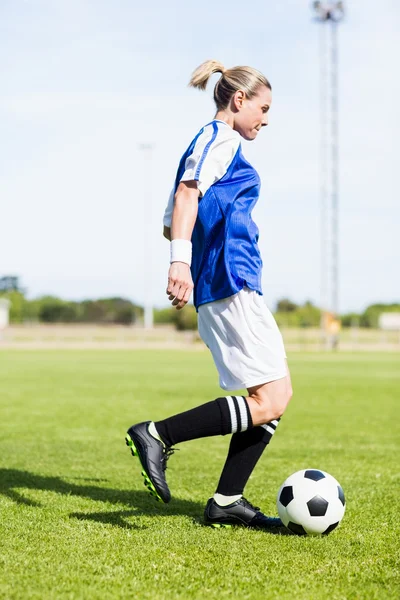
[167,262,194,310]
[165,180,198,310]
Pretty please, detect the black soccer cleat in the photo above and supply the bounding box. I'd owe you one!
[204,497,284,530]
[125,421,174,504]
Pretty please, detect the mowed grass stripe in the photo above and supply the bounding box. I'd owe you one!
[0,350,399,599]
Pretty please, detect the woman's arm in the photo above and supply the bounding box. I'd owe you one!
[166,180,199,310]
[171,180,199,239]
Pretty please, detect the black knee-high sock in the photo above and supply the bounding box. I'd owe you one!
[216,418,281,496]
[155,395,253,447]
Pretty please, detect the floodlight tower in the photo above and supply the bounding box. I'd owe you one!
[139,143,155,329]
[312,1,344,348]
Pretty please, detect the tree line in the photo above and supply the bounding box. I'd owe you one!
[0,278,143,325]
[1,276,398,330]
[154,297,400,330]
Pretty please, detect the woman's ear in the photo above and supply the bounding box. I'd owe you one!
[231,89,245,112]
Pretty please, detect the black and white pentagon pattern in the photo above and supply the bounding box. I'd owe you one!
[323,521,339,535]
[287,522,307,536]
[304,469,326,482]
[338,485,345,506]
[279,486,294,507]
[307,495,329,517]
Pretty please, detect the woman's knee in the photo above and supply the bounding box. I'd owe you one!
[249,380,292,423]
[269,394,289,421]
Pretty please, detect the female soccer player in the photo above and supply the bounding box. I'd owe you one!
[126,60,293,529]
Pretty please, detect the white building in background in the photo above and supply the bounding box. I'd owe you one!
[379,313,400,331]
[0,298,10,333]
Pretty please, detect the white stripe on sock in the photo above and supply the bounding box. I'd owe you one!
[236,396,248,432]
[261,424,276,435]
[271,420,279,427]
[226,396,238,433]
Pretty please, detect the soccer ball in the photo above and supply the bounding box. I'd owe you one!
[277,469,346,536]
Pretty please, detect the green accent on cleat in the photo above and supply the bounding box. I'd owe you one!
[211,523,232,529]
[125,434,138,456]
[125,433,164,503]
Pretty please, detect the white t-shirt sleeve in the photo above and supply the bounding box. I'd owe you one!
[180,122,240,197]
[162,122,240,228]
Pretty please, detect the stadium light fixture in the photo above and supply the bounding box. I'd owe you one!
[312,2,344,22]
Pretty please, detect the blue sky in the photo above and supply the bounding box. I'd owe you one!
[1,0,398,312]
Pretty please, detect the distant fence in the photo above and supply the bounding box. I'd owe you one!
[0,324,399,351]
[279,326,400,352]
[0,324,197,349]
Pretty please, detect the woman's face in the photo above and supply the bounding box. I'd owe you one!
[233,85,272,141]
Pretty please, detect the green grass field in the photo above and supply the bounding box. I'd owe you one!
[0,350,399,599]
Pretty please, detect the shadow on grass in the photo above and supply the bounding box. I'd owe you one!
[0,468,203,529]
[0,469,291,534]
[70,509,150,530]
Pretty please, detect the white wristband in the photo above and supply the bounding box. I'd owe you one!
[170,239,192,266]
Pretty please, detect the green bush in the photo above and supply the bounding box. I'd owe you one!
[174,304,198,331]
[274,311,302,328]
[23,299,40,321]
[360,303,400,328]
[341,313,361,328]
[296,301,321,327]
[154,307,176,325]
[276,298,298,312]
[114,306,135,325]
[38,297,79,323]
[76,298,141,324]
[0,291,25,323]
[0,283,144,325]
[275,301,321,328]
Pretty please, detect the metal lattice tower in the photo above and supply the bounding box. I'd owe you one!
[312,2,344,343]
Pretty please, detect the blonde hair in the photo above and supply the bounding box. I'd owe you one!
[189,59,271,110]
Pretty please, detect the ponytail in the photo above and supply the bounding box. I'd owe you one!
[189,59,226,91]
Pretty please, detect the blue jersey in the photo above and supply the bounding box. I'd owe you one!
[164,120,263,310]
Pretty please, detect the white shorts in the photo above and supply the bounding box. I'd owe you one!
[198,287,287,391]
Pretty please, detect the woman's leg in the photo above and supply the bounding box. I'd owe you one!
[154,362,292,447]
[127,365,292,504]
[245,363,293,426]
[154,394,252,447]
[215,362,293,500]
